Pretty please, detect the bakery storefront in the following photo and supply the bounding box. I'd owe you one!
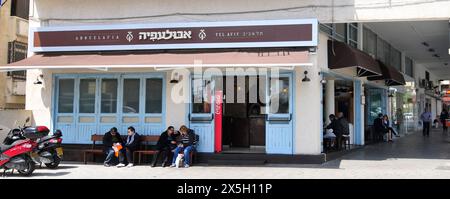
[2,19,327,161]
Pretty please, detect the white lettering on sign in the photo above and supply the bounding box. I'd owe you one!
[138,30,192,41]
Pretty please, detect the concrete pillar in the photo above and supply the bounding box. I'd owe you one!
[325,80,335,124]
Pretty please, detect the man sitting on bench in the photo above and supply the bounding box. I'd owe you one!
[103,127,125,167]
[170,125,196,168]
[151,126,179,167]
[117,126,140,168]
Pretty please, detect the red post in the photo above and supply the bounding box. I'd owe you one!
[214,90,223,153]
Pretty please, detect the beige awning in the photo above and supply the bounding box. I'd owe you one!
[1,50,312,71]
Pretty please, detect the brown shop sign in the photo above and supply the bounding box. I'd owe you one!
[31,19,318,52]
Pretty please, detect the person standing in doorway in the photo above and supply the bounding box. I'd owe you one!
[420,108,432,137]
[440,108,449,133]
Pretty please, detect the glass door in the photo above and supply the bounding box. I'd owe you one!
[266,73,293,154]
[189,75,214,153]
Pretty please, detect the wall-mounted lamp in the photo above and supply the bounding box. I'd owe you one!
[302,71,311,82]
[320,79,327,84]
[34,74,43,85]
[170,72,181,84]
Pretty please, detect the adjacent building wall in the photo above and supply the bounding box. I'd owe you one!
[0,110,32,142]
[0,0,28,109]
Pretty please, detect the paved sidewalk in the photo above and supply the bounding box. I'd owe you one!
[3,129,450,179]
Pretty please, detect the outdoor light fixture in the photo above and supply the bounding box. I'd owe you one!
[320,79,327,84]
[302,71,311,82]
[34,74,43,85]
[170,72,180,84]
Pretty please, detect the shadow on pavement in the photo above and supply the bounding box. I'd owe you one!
[335,129,450,162]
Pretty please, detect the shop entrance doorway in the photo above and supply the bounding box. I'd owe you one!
[221,75,266,153]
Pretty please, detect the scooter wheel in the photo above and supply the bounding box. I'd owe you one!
[44,157,61,169]
[18,156,35,176]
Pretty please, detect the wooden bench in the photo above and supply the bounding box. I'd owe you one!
[83,135,104,164]
[133,135,160,165]
[82,134,198,165]
[134,134,199,165]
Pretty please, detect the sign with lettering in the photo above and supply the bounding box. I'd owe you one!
[31,19,317,52]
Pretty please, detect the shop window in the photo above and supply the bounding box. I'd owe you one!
[405,57,414,77]
[79,79,96,113]
[269,77,290,114]
[7,41,27,80]
[348,23,358,48]
[367,88,386,124]
[101,79,118,113]
[58,79,75,113]
[377,37,390,64]
[334,23,347,42]
[320,23,333,36]
[192,78,212,114]
[122,79,140,114]
[390,47,402,71]
[363,27,377,58]
[10,0,29,20]
[145,78,163,113]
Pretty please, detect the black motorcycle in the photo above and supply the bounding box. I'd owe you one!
[6,118,63,169]
[32,130,63,169]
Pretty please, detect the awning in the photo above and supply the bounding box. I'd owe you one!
[328,40,382,77]
[0,50,311,71]
[367,60,406,86]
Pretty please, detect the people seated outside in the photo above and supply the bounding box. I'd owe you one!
[152,126,179,167]
[433,116,440,129]
[117,126,140,168]
[337,112,350,148]
[325,114,342,150]
[383,115,397,142]
[103,127,125,167]
[171,125,196,168]
[374,113,388,142]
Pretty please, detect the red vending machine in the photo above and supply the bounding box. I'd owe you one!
[214,90,223,153]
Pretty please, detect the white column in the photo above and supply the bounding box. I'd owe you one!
[325,80,335,123]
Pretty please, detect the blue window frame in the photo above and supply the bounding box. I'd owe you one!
[53,73,166,143]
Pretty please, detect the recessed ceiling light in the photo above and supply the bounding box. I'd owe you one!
[428,48,435,52]
[422,42,429,47]
[444,63,449,66]
[432,54,440,58]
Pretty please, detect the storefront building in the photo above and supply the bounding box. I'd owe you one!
[1,0,448,163]
[5,18,331,161]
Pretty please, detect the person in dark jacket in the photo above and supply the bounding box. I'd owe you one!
[373,113,388,141]
[171,125,196,168]
[325,114,339,150]
[440,108,449,133]
[151,126,179,167]
[103,127,124,167]
[336,112,349,149]
[117,126,140,168]
[326,114,341,135]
